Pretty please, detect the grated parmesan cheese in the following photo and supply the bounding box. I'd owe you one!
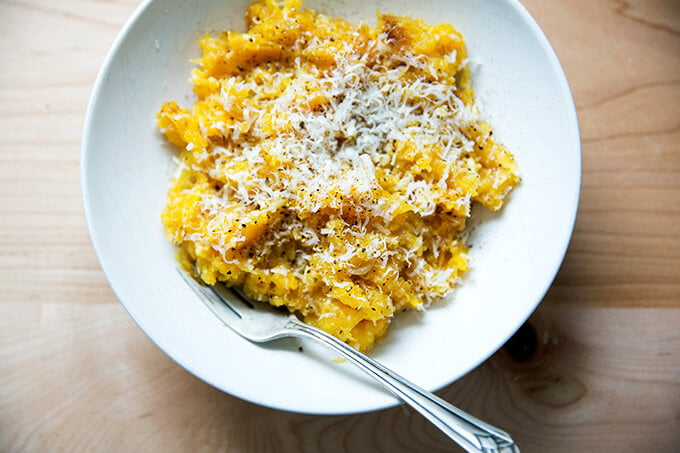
[157,0,519,351]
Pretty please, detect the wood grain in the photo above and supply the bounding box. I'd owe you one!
[1,0,679,452]
[523,0,680,308]
[1,304,678,452]
[619,0,680,35]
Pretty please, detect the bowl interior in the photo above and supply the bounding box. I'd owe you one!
[82,0,580,414]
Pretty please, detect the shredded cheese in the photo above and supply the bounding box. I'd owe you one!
[157,0,519,351]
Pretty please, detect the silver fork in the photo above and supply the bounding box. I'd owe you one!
[180,270,519,453]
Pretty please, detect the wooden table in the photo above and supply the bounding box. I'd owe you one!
[1,0,679,451]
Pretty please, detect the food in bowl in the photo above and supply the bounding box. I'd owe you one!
[157,0,519,351]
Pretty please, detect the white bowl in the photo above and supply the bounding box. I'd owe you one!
[82,0,580,414]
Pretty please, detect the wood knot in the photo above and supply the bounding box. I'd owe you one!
[495,312,586,408]
[503,322,538,362]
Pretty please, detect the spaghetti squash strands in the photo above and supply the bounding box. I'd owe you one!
[158,0,519,351]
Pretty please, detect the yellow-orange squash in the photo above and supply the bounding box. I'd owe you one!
[158,0,519,351]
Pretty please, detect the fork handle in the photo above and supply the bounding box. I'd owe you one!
[288,318,519,453]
